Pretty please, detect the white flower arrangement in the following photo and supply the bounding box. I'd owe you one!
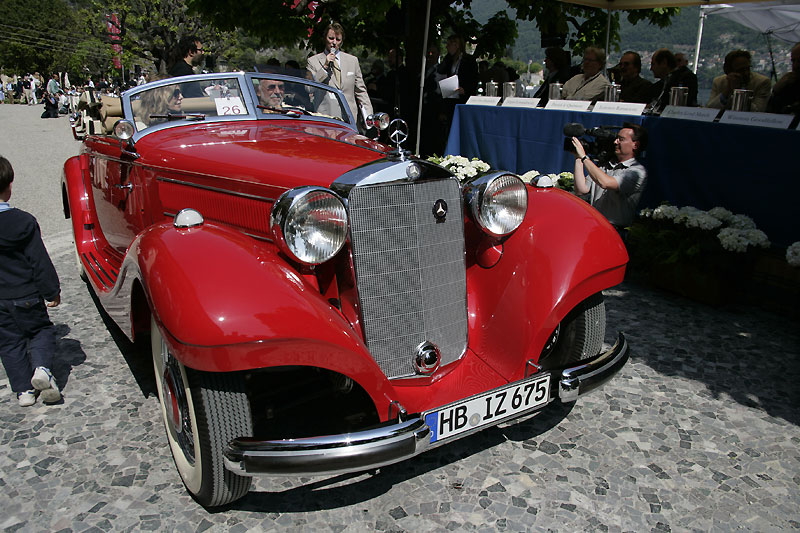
[519,170,540,184]
[786,242,800,267]
[429,155,490,181]
[673,206,722,230]
[638,203,775,255]
[718,227,770,252]
[651,204,679,221]
[727,214,757,230]
[707,207,734,223]
[679,212,722,231]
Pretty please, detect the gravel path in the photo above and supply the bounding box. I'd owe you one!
[0,103,798,532]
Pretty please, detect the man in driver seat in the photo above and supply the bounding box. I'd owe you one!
[257,79,285,111]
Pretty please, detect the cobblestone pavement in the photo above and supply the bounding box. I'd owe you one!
[1,105,799,532]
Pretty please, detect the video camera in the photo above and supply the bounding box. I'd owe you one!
[563,123,620,168]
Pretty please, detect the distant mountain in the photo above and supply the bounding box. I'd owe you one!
[469,0,793,102]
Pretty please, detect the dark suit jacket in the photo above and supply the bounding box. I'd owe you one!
[437,52,479,103]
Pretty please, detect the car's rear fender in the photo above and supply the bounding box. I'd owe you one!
[465,187,628,380]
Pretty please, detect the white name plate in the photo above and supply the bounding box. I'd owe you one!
[466,96,501,106]
[592,102,646,115]
[660,106,719,122]
[545,99,592,111]
[719,110,795,129]
[502,97,541,108]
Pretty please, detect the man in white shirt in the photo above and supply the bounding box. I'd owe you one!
[562,46,610,102]
[571,122,648,231]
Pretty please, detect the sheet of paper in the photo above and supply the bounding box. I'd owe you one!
[438,75,460,99]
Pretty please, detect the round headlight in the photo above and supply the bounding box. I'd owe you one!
[270,187,348,265]
[468,173,528,237]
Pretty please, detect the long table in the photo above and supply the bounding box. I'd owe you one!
[445,105,799,246]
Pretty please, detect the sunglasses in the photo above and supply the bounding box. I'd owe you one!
[171,89,182,98]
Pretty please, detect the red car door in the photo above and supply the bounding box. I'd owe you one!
[85,135,146,257]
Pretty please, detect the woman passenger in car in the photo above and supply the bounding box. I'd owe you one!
[136,84,183,127]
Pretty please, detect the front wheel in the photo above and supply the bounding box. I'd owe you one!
[151,317,253,507]
[539,293,606,369]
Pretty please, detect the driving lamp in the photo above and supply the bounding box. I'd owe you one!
[365,112,390,131]
[114,119,136,140]
[464,173,528,237]
[270,187,348,265]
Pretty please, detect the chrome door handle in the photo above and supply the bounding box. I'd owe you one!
[115,183,133,191]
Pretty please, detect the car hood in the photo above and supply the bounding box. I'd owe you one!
[133,120,390,190]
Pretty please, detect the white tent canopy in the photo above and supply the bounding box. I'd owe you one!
[703,0,800,43]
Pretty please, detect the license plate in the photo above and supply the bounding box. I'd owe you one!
[423,374,550,443]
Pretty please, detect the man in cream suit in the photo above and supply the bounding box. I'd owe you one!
[306,22,373,123]
[707,50,771,112]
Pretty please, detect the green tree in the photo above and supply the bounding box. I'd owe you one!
[0,0,108,78]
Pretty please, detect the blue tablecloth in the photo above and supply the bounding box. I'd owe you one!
[445,105,799,246]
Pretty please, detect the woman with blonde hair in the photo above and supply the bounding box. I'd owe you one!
[135,76,183,127]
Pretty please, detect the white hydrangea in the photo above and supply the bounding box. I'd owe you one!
[787,242,800,267]
[744,229,770,248]
[639,208,653,218]
[728,214,757,229]
[681,212,723,230]
[718,228,749,252]
[559,172,573,179]
[717,227,770,252]
[652,205,679,221]
[707,207,734,223]
[519,170,540,183]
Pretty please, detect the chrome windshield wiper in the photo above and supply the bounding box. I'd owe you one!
[150,113,206,121]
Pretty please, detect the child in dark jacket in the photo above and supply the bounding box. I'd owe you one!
[0,155,62,406]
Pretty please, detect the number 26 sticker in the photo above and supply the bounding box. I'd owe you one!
[214,97,246,116]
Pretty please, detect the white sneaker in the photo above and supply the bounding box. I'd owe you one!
[18,390,37,407]
[31,367,61,403]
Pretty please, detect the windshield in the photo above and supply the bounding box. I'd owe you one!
[131,78,247,131]
[250,74,353,125]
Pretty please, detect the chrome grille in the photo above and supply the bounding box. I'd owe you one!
[348,179,468,379]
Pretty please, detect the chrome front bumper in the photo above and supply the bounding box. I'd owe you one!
[224,333,629,476]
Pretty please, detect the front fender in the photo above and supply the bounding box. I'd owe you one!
[131,221,372,352]
[466,187,627,380]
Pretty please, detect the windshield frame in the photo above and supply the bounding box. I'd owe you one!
[244,72,356,127]
[121,72,358,142]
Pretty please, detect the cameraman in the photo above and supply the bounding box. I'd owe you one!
[571,122,647,232]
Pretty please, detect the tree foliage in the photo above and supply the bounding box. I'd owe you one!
[0,0,108,76]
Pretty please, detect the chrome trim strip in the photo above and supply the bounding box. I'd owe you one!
[330,159,455,199]
[156,177,276,202]
[161,213,274,243]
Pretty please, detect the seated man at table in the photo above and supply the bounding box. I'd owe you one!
[647,48,698,113]
[617,51,652,104]
[571,122,647,233]
[768,42,800,114]
[562,46,610,102]
[707,50,771,112]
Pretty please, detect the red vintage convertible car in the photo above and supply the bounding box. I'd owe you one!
[63,72,629,507]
